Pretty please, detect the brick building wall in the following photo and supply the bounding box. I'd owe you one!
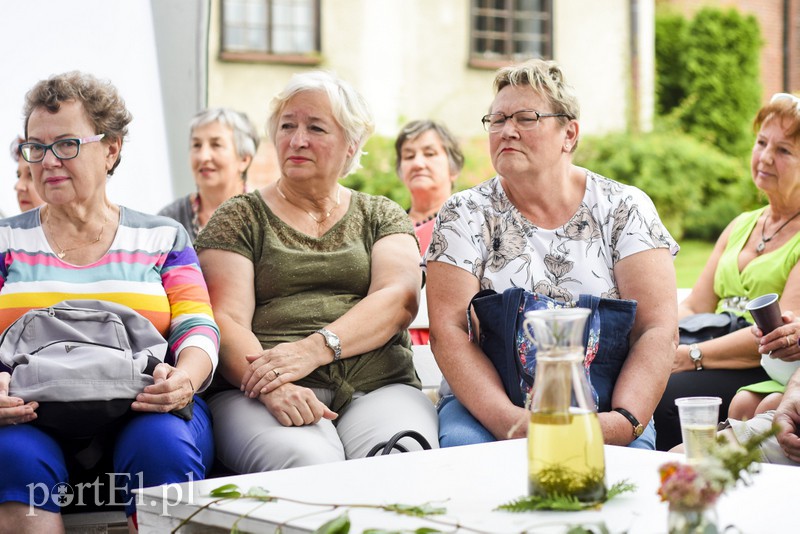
[658,0,799,100]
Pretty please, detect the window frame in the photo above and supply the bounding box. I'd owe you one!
[220,0,322,65]
[469,0,554,70]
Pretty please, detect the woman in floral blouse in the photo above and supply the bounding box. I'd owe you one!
[425,59,679,450]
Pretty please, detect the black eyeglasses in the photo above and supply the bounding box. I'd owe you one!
[481,110,570,133]
[18,134,105,163]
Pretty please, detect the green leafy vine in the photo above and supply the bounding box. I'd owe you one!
[169,480,634,534]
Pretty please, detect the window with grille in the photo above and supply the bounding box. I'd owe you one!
[470,0,553,68]
[221,0,320,63]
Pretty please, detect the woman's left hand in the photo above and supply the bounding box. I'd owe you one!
[241,338,325,398]
[756,311,800,362]
[132,363,195,413]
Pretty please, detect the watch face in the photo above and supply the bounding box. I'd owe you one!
[634,425,644,438]
[326,332,340,349]
[690,348,701,361]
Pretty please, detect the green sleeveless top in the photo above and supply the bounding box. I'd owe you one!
[195,190,420,413]
[713,207,800,321]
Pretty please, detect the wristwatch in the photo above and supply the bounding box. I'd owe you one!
[688,343,704,371]
[613,407,644,438]
[315,328,342,362]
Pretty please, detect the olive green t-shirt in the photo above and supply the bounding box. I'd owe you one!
[195,189,421,413]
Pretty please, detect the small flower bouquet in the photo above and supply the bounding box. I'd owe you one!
[658,425,778,534]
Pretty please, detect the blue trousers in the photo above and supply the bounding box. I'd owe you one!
[438,395,657,450]
[0,397,213,516]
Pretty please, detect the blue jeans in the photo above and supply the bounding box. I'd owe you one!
[438,395,656,450]
[0,397,213,516]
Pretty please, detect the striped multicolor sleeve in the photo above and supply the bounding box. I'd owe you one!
[161,223,220,391]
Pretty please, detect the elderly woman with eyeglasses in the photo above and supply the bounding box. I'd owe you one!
[425,59,678,450]
[10,136,45,213]
[655,92,800,451]
[158,108,259,242]
[0,71,219,533]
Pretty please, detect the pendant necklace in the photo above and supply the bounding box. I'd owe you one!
[45,206,109,259]
[756,208,800,253]
[276,180,342,224]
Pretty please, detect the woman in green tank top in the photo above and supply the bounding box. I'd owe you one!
[655,93,800,451]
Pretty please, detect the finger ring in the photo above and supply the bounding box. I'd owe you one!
[273,369,280,379]
[787,336,791,348]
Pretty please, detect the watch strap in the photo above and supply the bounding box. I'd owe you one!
[613,407,644,438]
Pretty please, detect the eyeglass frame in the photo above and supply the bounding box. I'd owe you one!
[770,93,800,111]
[481,109,572,133]
[18,134,106,163]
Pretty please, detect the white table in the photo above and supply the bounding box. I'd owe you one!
[137,439,797,533]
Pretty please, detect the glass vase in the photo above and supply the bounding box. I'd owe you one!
[667,503,719,534]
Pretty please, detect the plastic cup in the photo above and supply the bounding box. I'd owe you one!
[675,397,722,461]
[746,293,782,334]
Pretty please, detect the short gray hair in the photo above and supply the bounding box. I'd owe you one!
[190,108,260,178]
[493,59,580,123]
[394,120,465,175]
[266,71,374,177]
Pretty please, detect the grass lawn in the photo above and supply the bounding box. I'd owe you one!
[675,239,714,289]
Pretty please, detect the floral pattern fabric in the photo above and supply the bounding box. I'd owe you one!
[426,171,678,302]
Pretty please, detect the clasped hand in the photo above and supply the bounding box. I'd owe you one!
[131,363,194,413]
[0,371,37,426]
[260,382,337,427]
[241,339,323,397]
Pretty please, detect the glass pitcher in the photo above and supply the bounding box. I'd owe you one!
[523,308,606,503]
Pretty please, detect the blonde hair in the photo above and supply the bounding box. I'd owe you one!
[493,59,580,123]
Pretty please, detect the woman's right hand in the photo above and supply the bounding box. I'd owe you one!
[259,382,337,427]
[755,311,800,362]
[0,372,38,426]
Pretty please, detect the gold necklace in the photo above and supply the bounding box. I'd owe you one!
[276,179,342,224]
[45,206,109,259]
[756,208,800,253]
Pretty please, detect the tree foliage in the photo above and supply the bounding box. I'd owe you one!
[658,7,762,158]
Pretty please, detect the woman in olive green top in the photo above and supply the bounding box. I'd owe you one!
[196,71,438,473]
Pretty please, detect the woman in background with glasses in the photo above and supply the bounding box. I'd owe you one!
[158,108,259,242]
[656,93,800,451]
[425,58,678,450]
[0,71,219,533]
[10,136,45,213]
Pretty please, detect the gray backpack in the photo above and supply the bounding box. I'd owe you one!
[0,300,168,440]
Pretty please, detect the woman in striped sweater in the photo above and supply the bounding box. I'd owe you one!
[0,72,219,534]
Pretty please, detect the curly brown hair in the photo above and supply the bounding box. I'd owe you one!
[23,71,133,175]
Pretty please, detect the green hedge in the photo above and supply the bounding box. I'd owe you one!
[657,7,762,158]
[574,130,757,241]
